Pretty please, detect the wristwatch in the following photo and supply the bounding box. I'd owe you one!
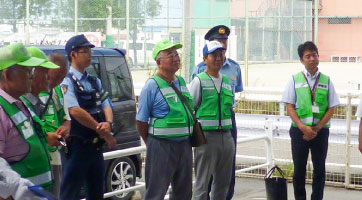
[107,121,114,131]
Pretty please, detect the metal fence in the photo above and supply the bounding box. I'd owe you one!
[2,0,362,84]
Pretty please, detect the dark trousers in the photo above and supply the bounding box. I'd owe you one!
[290,126,329,200]
[207,110,237,200]
[59,140,105,200]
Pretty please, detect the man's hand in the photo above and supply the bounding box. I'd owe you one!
[46,132,62,146]
[96,122,111,137]
[55,125,69,138]
[300,125,317,141]
[104,134,116,149]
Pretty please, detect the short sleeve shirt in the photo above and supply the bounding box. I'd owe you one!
[281,69,340,108]
[60,67,111,112]
[136,78,181,123]
[192,58,243,94]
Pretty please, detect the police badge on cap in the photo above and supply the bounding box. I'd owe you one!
[204,25,230,41]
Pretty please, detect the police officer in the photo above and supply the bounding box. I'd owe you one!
[191,25,243,200]
[281,41,339,200]
[59,34,116,200]
[191,41,235,200]
[136,39,194,200]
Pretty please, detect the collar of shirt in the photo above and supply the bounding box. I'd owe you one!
[223,57,231,67]
[69,66,90,81]
[0,89,18,104]
[303,68,320,79]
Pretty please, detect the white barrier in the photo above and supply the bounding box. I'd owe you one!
[235,119,274,175]
[99,121,274,199]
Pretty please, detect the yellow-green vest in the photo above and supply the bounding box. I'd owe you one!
[293,72,330,128]
[196,72,233,130]
[0,96,52,188]
[148,75,194,138]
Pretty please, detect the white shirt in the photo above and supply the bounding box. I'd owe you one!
[281,69,340,108]
[189,73,223,110]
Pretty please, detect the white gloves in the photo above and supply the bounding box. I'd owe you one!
[0,158,46,200]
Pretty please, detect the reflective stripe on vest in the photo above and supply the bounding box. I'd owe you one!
[148,75,194,138]
[0,96,52,188]
[292,72,330,128]
[27,171,52,186]
[198,119,232,127]
[148,126,194,136]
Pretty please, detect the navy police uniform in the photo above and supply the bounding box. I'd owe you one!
[59,35,112,200]
[191,25,243,200]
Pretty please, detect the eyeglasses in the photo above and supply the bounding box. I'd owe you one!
[12,67,35,79]
[162,52,180,60]
[76,48,91,54]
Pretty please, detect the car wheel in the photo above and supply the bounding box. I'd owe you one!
[106,157,136,200]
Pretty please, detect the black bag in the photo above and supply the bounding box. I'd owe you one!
[264,165,288,200]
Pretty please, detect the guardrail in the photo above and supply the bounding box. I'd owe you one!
[235,120,274,175]
[95,121,274,199]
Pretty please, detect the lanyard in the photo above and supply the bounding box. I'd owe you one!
[302,72,320,103]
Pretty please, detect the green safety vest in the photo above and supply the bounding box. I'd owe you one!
[293,72,330,128]
[148,75,194,138]
[38,86,66,132]
[0,96,52,188]
[196,72,233,130]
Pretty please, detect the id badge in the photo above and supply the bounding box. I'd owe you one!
[312,105,320,113]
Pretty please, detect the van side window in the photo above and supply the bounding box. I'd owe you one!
[104,56,133,101]
[87,56,100,77]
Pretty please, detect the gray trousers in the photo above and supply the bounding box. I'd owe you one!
[192,130,235,200]
[50,151,62,197]
[144,136,193,200]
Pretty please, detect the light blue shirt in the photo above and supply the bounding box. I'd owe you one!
[192,58,243,94]
[136,78,188,141]
[136,78,181,123]
[281,69,340,108]
[60,66,111,112]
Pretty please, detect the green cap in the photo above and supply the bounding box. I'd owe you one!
[152,39,182,61]
[26,47,59,69]
[0,43,45,70]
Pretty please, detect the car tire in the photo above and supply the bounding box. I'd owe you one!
[106,157,137,200]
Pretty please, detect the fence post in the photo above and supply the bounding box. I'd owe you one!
[345,93,352,188]
[265,119,274,171]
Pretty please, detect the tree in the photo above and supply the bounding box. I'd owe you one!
[0,0,55,33]
[59,0,161,65]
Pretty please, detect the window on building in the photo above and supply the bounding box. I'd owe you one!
[328,18,351,24]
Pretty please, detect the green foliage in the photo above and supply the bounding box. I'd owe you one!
[0,0,55,32]
[273,163,294,178]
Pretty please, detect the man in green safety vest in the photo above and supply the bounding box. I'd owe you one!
[281,41,340,200]
[190,40,235,200]
[45,53,71,196]
[22,49,70,196]
[136,39,194,200]
[0,43,60,198]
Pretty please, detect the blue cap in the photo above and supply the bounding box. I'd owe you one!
[65,34,95,56]
[203,41,226,57]
[204,25,230,41]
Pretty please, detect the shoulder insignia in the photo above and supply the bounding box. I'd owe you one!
[61,84,68,94]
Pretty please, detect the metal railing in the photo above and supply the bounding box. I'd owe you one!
[94,122,274,199]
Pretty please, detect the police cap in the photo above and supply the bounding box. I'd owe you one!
[204,25,230,41]
[65,34,95,57]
